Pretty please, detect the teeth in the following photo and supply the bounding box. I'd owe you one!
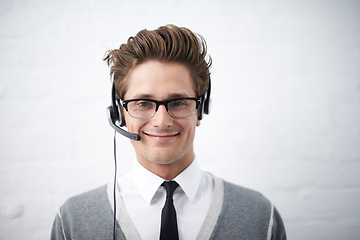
[145,133,178,137]
[145,133,177,136]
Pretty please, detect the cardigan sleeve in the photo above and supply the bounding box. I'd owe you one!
[50,212,66,240]
[271,207,287,240]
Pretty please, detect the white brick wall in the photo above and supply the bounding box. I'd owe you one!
[1,0,359,239]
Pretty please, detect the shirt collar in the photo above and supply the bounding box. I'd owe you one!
[173,159,202,201]
[131,158,202,204]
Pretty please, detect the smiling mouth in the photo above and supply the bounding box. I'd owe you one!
[143,132,179,142]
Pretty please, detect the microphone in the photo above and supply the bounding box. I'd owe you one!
[107,106,141,141]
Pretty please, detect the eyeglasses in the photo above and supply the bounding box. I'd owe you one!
[118,97,202,119]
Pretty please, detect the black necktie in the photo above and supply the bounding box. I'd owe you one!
[160,181,179,240]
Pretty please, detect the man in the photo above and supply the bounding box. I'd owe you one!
[51,24,286,240]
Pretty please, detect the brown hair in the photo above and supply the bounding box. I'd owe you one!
[103,24,211,99]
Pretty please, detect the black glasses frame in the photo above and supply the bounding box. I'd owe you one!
[118,97,203,119]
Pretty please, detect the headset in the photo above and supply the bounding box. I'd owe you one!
[106,75,211,141]
[107,81,141,141]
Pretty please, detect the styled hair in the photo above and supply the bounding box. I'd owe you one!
[103,24,211,99]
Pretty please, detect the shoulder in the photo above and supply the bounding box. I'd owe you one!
[210,177,273,222]
[54,185,117,239]
[64,185,108,204]
[59,185,113,223]
[61,185,109,212]
[210,178,286,239]
[216,179,273,223]
[222,180,271,208]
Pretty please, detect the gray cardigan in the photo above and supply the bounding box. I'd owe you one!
[51,177,286,239]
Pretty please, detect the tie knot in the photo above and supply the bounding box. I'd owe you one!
[162,181,179,198]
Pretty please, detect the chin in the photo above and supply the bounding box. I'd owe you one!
[147,154,181,165]
[144,149,186,165]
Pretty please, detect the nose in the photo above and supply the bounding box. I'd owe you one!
[151,105,173,127]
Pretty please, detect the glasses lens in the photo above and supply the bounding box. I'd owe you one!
[168,99,197,118]
[127,100,156,119]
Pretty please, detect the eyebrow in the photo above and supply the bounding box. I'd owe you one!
[130,93,194,100]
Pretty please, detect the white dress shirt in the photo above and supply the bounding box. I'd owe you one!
[117,159,214,240]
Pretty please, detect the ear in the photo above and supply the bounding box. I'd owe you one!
[196,119,200,127]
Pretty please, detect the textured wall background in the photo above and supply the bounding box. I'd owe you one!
[1,0,359,239]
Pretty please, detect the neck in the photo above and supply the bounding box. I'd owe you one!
[137,154,194,180]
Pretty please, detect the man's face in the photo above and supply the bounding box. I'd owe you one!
[123,60,200,170]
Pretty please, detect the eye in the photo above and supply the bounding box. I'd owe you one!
[171,99,190,108]
[137,101,151,106]
[133,100,154,109]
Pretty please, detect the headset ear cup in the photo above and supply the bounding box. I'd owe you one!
[198,101,204,120]
[198,76,211,120]
[111,82,126,127]
[204,76,211,115]
[204,97,210,115]
[116,100,126,127]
